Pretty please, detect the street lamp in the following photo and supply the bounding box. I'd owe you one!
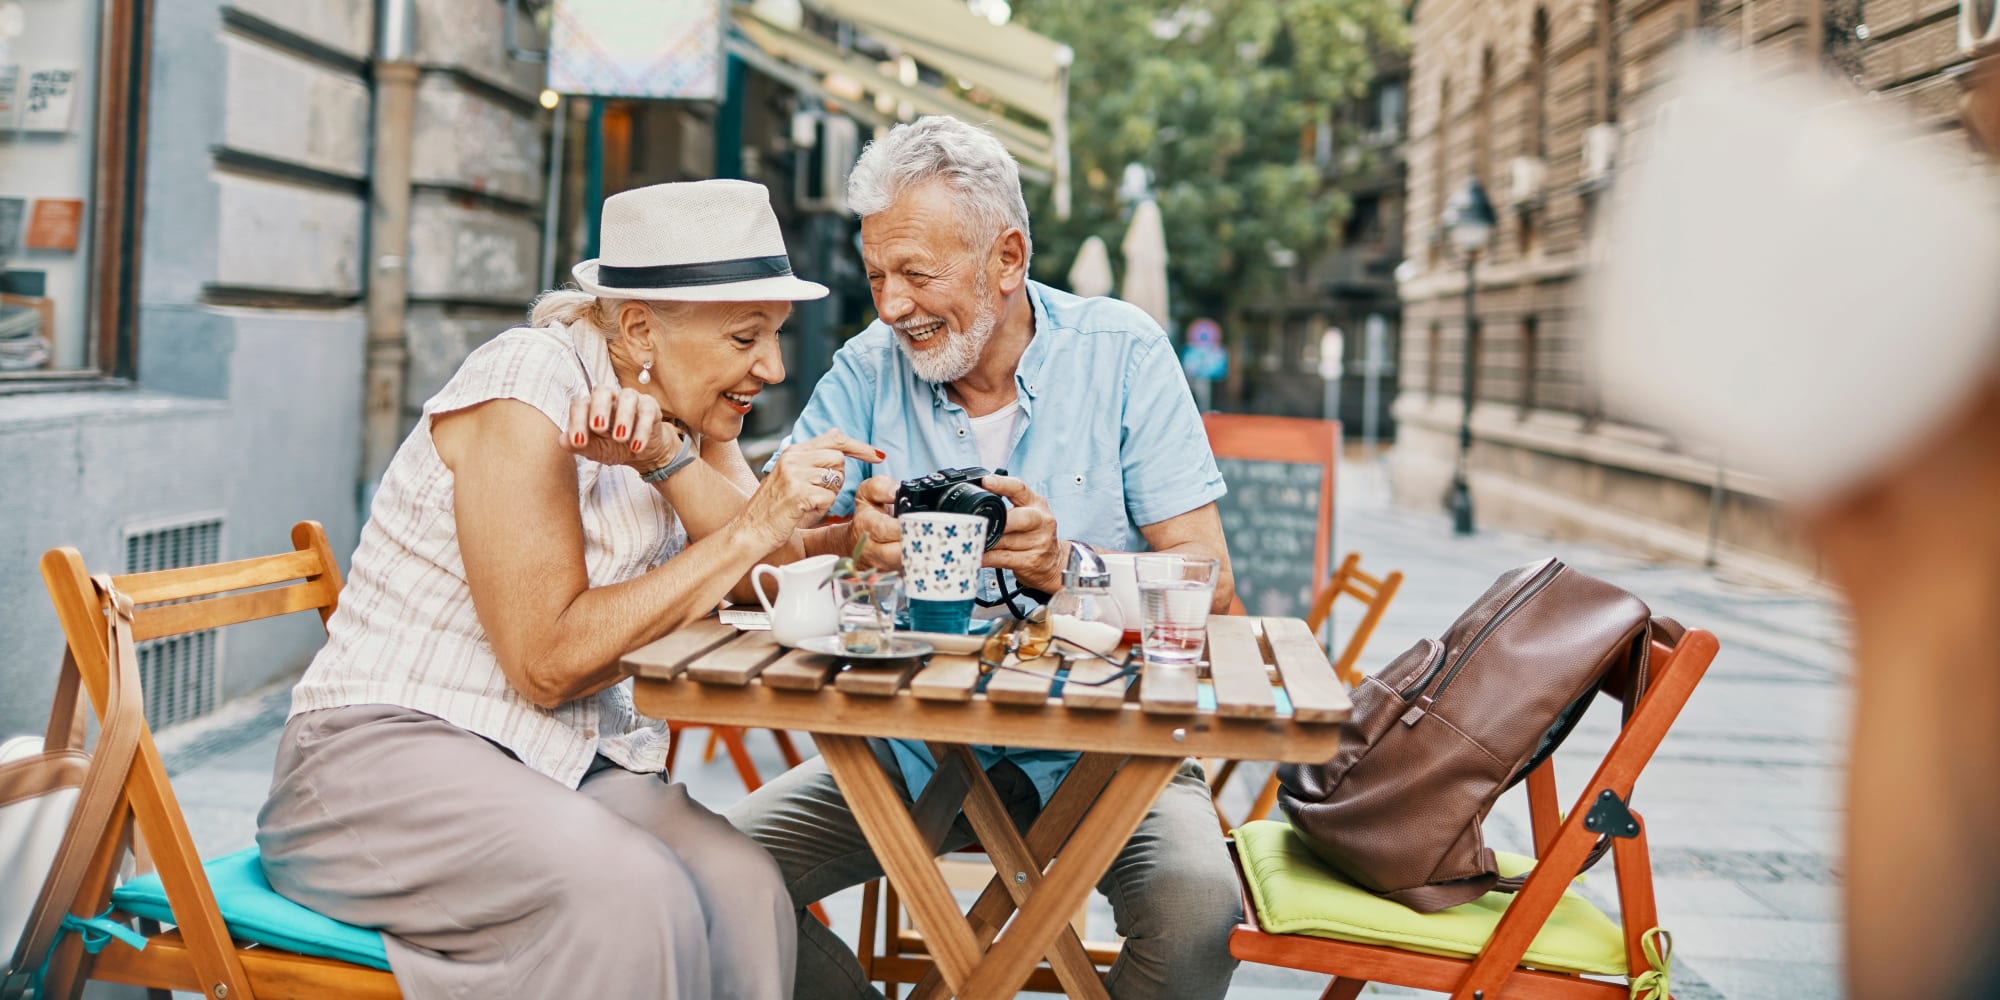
[1441,177,1496,536]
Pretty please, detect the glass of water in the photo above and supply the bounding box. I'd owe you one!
[1135,555,1220,668]
[836,572,902,655]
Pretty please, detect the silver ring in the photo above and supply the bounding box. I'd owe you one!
[817,467,844,491]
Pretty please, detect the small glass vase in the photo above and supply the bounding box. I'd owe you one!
[835,572,902,655]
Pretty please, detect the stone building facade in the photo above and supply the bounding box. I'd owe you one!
[0,0,549,738]
[1392,0,1971,584]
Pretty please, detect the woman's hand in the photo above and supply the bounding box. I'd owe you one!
[736,431,884,552]
[562,385,682,472]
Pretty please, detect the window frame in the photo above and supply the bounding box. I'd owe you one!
[1,0,153,392]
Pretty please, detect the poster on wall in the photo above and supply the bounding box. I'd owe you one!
[21,67,76,132]
[0,197,24,261]
[24,198,80,251]
[0,65,20,128]
[548,0,722,100]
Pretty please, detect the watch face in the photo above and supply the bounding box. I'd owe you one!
[1965,0,2000,52]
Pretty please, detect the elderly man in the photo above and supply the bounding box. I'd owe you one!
[725,115,1242,1000]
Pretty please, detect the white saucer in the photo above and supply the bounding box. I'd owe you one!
[897,630,989,655]
[794,634,935,663]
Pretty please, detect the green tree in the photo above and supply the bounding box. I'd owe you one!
[1010,0,1406,344]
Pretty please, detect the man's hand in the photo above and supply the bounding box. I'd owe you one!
[980,475,1064,594]
[848,475,906,570]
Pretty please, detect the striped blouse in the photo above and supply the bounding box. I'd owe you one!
[290,322,686,788]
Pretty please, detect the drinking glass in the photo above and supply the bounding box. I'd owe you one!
[836,573,902,654]
[1135,555,1220,667]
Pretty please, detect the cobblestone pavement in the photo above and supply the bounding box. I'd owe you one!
[154,458,1849,999]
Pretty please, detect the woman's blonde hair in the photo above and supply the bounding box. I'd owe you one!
[528,289,697,339]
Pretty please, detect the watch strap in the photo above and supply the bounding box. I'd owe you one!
[640,432,697,484]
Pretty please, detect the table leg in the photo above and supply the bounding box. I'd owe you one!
[938,745,1108,1000]
[908,754,1124,1000]
[817,735,983,993]
[958,755,1181,1000]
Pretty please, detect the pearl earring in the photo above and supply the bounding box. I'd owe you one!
[638,360,653,385]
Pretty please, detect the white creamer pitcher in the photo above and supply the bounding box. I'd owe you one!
[750,553,839,647]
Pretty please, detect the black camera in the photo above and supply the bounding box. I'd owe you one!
[894,467,1008,550]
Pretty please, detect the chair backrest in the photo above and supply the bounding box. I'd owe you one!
[1487,625,1720,988]
[37,521,343,1000]
[1302,552,1404,688]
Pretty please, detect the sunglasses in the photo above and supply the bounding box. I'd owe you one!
[975,618,1143,689]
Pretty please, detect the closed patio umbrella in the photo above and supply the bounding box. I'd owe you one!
[1067,235,1114,298]
[1120,198,1170,331]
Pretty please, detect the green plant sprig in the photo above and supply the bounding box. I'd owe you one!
[832,532,886,587]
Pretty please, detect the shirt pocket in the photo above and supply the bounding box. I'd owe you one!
[1040,459,1130,549]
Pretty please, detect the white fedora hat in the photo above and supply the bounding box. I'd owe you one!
[572,179,828,302]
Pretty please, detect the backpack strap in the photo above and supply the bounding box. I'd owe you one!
[1491,617,1679,894]
[4,577,148,998]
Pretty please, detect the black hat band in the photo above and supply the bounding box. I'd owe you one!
[595,255,793,288]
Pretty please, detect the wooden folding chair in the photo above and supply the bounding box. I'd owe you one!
[1228,625,1720,1000]
[1208,552,1403,830]
[665,723,806,792]
[36,522,399,1000]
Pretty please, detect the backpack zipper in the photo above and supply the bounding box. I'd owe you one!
[1399,559,1564,725]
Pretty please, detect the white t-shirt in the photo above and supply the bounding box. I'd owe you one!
[968,399,1021,471]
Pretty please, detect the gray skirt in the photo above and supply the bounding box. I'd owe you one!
[255,703,794,999]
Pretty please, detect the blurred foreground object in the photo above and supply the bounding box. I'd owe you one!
[1592,43,2000,1000]
[1590,45,2000,503]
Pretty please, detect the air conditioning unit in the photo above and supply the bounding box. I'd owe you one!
[1582,123,1620,186]
[794,113,859,214]
[1509,156,1547,207]
[1963,0,2000,52]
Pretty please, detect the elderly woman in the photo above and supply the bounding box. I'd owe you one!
[256,180,875,999]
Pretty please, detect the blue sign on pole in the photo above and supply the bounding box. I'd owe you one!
[1181,343,1228,382]
[1182,317,1227,381]
[1187,318,1223,350]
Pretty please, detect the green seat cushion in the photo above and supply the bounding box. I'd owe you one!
[1233,820,1627,976]
[112,847,390,971]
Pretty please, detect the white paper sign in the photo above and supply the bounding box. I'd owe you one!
[21,67,76,132]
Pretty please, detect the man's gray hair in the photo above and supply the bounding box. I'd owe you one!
[847,116,1032,263]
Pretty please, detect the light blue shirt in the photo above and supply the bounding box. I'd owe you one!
[772,280,1227,804]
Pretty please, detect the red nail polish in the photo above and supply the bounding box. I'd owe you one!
[876,450,887,461]
[574,433,586,446]
[593,417,605,430]
[631,440,642,452]
[615,424,626,437]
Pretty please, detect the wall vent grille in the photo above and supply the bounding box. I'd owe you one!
[124,516,225,728]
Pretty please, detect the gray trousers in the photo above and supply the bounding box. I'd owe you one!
[256,704,795,1000]
[723,743,1241,1000]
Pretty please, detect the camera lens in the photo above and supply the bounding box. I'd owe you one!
[938,483,1008,549]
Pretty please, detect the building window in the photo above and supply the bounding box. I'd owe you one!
[1476,47,1495,191]
[0,0,149,386]
[1520,315,1539,412]
[1366,77,1406,143]
[1529,8,1550,159]
[1596,0,1619,124]
[1427,321,1442,399]
[1431,75,1451,267]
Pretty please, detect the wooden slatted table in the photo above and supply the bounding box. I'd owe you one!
[626,614,1349,1000]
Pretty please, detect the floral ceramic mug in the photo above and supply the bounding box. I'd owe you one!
[899,512,985,601]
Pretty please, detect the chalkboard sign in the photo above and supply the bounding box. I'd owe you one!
[1203,414,1337,619]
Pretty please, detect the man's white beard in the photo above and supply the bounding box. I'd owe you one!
[898,283,998,385]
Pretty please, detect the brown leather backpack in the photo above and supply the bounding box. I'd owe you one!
[1276,557,1682,913]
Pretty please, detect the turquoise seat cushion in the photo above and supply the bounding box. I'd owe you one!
[111,846,390,971]
[1234,820,1627,976]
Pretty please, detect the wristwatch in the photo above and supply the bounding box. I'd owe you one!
[640,432,698,484]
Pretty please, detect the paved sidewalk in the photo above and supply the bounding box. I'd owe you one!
[152,458,1850,998]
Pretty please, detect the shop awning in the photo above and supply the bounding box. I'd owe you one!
[729,0,1071,215]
